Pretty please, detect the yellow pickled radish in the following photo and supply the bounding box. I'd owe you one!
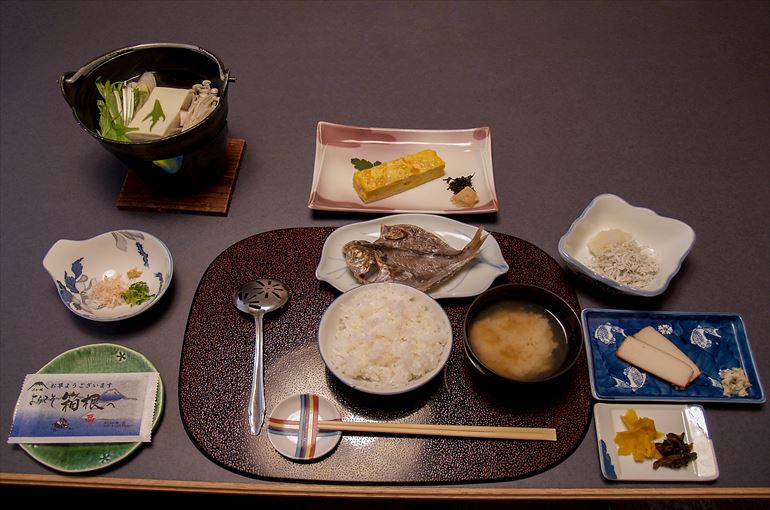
[614,409,664,462]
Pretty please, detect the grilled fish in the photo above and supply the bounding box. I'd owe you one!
[343,224,488,292]
[374,224,464,255]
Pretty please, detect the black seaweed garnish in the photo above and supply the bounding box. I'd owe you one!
[444,174,475,194]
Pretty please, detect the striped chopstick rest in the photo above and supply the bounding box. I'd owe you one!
[267,394,340,460]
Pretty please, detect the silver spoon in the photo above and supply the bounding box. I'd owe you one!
[234,279,289,435]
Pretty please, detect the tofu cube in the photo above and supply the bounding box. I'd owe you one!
[127,87,193,141]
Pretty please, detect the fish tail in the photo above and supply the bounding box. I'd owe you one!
[463,227,488,255]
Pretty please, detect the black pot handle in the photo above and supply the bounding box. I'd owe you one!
[58,42,232,108]
[63,42,225,85]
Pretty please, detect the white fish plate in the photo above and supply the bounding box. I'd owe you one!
[315,214,509,299]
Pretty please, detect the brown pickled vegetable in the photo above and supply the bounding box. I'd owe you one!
[653,432,697,470]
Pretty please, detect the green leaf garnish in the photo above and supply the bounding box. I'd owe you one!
[351,158,382,171]
[142,99,166,131]
[120,281,154,307]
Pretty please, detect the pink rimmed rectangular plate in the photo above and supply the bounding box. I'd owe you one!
[308,121,498,214]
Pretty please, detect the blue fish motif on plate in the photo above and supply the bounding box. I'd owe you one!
[612,366,647,392]
[594,322,626,345]
[582,309,765,403]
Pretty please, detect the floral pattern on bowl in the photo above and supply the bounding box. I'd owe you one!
[43,230,173,321]
[558,194,695,297]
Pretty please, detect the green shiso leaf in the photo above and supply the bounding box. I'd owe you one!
[351,158,382,171]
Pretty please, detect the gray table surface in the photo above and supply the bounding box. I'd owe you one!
[1,0,768,497]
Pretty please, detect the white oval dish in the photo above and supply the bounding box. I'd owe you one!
[318,283,452,395]
[315,213,509,299]
[558,194,695,297]
[43,230,173,321]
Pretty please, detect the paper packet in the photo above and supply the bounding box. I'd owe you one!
[8,372,159,444]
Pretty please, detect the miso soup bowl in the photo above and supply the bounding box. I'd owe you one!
[463,284,583,384]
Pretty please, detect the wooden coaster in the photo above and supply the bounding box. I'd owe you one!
[116,138,246,216]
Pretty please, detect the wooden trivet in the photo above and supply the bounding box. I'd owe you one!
[116,138,246,216]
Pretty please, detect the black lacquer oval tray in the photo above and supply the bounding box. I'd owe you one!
[179,227,591,483]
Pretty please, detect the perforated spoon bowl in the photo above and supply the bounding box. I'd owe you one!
[234,279,289,435]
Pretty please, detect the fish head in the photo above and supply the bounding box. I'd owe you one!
[342,241,378,283]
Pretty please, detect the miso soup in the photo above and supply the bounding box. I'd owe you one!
[468,300,568,381]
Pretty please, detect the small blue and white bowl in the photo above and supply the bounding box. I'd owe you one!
[558,194,695,297]
[43,230,173,321]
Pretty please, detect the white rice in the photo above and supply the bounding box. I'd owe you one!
[329,284,450,390]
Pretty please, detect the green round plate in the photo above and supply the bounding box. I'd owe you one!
[19,343,164,473]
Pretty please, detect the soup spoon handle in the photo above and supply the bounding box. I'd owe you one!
[248,313,265,435]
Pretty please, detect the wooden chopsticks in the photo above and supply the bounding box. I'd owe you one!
[317,420,556,441]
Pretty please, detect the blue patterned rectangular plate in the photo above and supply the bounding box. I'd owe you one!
[594,403,718,481]
[582,309,765,403]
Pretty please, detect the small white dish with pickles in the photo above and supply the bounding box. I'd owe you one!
[594,403,718,482]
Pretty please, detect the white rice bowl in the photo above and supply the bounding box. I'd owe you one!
[318,283,452,395]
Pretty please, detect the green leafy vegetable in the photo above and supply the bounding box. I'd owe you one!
[143,99,166,131]
[135,86,150,111]
[351,158,382,171]
[95,77,137,142]
[120,281,154,307]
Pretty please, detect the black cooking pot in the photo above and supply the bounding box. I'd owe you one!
[59,43,233,193]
